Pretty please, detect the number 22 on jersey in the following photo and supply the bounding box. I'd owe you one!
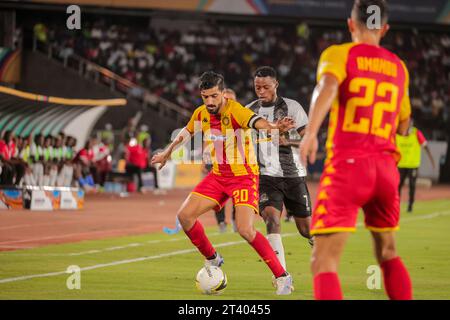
[343,77,399,140]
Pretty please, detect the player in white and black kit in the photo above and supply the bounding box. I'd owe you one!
[247,66,313,271]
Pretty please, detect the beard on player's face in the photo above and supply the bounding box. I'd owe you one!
[206,103,222,114]
[201,87,225,114]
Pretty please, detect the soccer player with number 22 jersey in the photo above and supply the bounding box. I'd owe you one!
[300,0,413,300]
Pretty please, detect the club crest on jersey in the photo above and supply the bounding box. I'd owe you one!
[202,118,208,123]
[260,193,269,203]
[221,116,230,126]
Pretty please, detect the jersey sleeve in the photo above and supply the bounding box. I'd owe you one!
[245,100,258,109]
[317,44,349,84]
[232,102,261,129]
[416,129,427,145]
[293,102,308,131]
[399,60,412,122]
[186,107,202,134]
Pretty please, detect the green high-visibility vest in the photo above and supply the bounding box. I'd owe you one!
[138,132,150,145]
[64,146,73,160]
[54,147,63,161]
[43,147,53,162]
[20,146,32,164]
[396,128,422,169]
[33,145,43,162]
[101,130,114,141]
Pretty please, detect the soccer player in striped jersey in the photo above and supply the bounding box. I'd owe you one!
[247,66,313,275]
[300,0,413,299]
[152,71,295,295]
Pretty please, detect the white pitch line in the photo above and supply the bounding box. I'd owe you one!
[0,241,169,256]
[68,250,101,256]
[0,210,449,283]
[0,225,194,246]
[0,232,220,257]
[0,240,246,284]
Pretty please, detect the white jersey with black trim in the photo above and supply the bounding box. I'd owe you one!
[246,96,308,178]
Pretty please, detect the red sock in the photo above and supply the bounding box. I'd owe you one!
[380,257,413,300]
[184,220,216,259]
[314,272,343,300]
[249,231,285,278]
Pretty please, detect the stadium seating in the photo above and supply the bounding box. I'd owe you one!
[28,19,448,141]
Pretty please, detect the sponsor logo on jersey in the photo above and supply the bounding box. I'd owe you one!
[207,134,227,142]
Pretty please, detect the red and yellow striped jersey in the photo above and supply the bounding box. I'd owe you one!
[186,99,260,177]
[317,42,411,163]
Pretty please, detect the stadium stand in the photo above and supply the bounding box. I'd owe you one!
[2,2,449,185]
[26,19,449,142]
[1,0,450,303]
[0,84,125,191]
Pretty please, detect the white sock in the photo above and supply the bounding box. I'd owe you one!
[267,233,286,270]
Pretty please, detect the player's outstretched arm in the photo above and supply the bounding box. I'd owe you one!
[253,117,295,134]
[300,74,339,165]
[151,127,192,170]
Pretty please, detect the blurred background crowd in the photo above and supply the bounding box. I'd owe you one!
[33,19,450,141]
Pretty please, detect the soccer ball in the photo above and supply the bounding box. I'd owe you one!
[195,266,227,295]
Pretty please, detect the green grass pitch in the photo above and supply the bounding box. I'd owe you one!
[0,199,449,300]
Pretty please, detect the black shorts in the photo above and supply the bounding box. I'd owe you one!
[259,175,311,218]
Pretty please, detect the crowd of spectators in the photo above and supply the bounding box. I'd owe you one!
[33,18,449,140]
[386,29,450,140]
[0,131,78,187]
[101,119,160,193]
[0,125,159,192]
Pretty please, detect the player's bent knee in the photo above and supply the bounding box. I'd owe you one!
[265,215,281,233]
[310,234,346,274]
[177,210,196,227]
[262,208,281,233]
[377,244,397,263]
[310,253,338,275]
[310,253,325,275]
[310,255,320,274]
[295,219,311,239]
[299,228,311,239]
[236,225,256,242]
[372,231,397,263]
